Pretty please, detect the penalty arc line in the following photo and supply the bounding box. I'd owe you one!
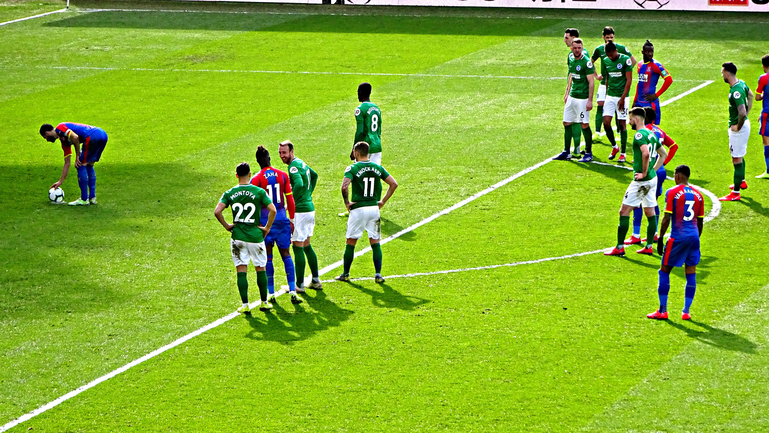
[0,9,67,27]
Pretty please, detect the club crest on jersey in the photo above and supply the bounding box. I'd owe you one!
[635,132,643,140]
[290,167,299,174]
[576,65,581,71]
[625,59,633,66]
[355,108,361,116]
[587,61,593,68]
[616,63,623,70]
[733,91,741,99]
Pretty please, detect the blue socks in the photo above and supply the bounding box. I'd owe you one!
[86,165,96,199]
[764,145,769,173]
[658,270,670,313]
[283,255,296,292]
[76,165,88,201]
[632,207,643,237]
[684,273,696,314]
[266,255,275,295]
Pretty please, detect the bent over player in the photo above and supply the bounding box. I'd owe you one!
[336,142,398,283]
[215,162,276,314]
[648,165,705,321]
[40,122,108,206]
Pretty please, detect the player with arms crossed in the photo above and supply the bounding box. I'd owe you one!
[40,122,108,206]
[336,142,398,283]
[633,40,673,125]
[215,162,277,314]
[626,106,679,246]
[605,107,667,256]
[340,82,382,217]
[754,54,769,180]
[279,140,323,292]
[591,27,636,141]
[602,42,634,162]
[648,165,705,321]
[251,146,303,305]
[555,37,595,162]
[720,62,753,202]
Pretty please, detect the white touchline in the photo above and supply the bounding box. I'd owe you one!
[659,80,714,107]
[0,8,67,27]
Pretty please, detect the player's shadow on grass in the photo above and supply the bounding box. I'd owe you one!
[664,320,757,354]
[243,290,353,345]
[380,217,415,241]
[579,162,632,185]
[739,197,769,218]
[346,281,430,311]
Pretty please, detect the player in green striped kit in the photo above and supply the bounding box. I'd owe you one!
[605,107,668,257]
[336,142,398,283]
[279,140,322,291]
[602,42,634,162]
[555,37,595,162]
[214,162,277,314]
[591,27,636,143]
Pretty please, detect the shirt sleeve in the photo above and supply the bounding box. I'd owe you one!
[653,61,670,78]
[288,165,304,189]
[260,190,272,207]
[380,165,390,180]
[695,190,705,218]
[344,165,354,180]
[282,173,293,195]
[732,88,748,107]
[55,123,70,139]
[757,75,768,94]
[664,189,675,214]
[354,108,365,144]
[591,47,600,62]
[219,192,230,206]
[308,166,318,193]
[586,59,595,74]
[62,143,72,157]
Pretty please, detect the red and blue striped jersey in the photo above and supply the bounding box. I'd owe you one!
[664,184,704,239]
[756,73,769,111]
[635,60,669,103]
[55,123,100,156]
[250,167,294,223]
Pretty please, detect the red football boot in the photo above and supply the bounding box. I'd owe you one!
[604,246,626,256]
[617,154,627,163]
[608,147,619,160]
[624,235,642,245]
[647,310,668,320]
[636,245,654,255]
[682,312,692,320]
[728,180,748,190]
[719,192,741,201]
[641,234,659,243]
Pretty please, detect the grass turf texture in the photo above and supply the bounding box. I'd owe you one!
[2,2,769,431]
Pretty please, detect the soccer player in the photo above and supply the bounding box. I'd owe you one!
[251,146,303,305]
[626,106,679,245]
[754,54,769,180]
[555,38,595,162]
[215,162,277,314]
[564,28,579,48]
[605,107,667,256]
[279,140,323,292]
[719,62,753,202]
[647,165,705,321]
[633,40,673,125]
[336,141,398,283]
[602,42,634,162]
[40,122,108,206]
[340,82,383,217]
[591,27,636,141]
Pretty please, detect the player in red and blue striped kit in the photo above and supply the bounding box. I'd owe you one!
[754,54,769,180]
[648,165,704,321]
[40,122,108,206]
[633,40,673,126]
[251,146,303,305]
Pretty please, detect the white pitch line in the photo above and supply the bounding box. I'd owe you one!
[0,8,67,27]
[659,80,714,107]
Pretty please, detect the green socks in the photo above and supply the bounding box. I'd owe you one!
[304,244,319,278]
[583,126,593,153]
[571,123,582,153]
[595,106,604,132]
[236,272,249,304]
[564,124,573,153]
[292,245,306,285]
[734,161,746,192]
[620,129,628,154]
[618,215,630,248]
[371,243,383,274]
[343,244,355,274]
[646,215,658,247]
[605,122,616,147]
[256,270,268,302]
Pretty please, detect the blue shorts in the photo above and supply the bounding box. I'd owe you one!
[656,167,666,198]
[635,100,661,125]
[661,235,700,267]
[79,130,108,164]
[264,219,291,249]
[759,110,769,137]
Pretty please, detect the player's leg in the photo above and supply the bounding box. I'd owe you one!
[595,84,606,136]
[303,239,322,290]
[603,97,619,159]
[605,197,636,256]
[369,152,382,166]
[653,101,661,126]
[231,239,251,314]
[722,123,749,200]
[365,207,384,283]
[757,113,769,179]
[648,264,673,319]
[276,223,300,303]
[337,208,363,281]
[617,99,629,161]
[291,241,306,291]
[578,99,593,161]
[636,205,658,255]
[246,242,271,311]
[69,149,90,205]
[264,242,277,302]
[85,133,106,204]
[556,98,577,160]
[627,206,643,245]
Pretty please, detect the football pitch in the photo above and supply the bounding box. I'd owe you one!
[2,1,769,431]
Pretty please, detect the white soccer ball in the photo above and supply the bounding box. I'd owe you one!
[49,187,65,204]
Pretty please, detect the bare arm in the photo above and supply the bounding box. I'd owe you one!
[341,177,353,211]
[51,155,71,189]
[657,213,671,255]
[630,54,637,68]
[379,175,398,209]
[737,103,748,130]
[620,70,632,105]
[747,89,754,116]
[587,74,595,111]
[214,202,234,232]
[653,145,667,172]
[263,203,276,234]
[635,145,650,180]
[697,217,703,236]
[564,74,573,103]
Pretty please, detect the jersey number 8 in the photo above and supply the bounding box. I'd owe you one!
[371,114,379,132]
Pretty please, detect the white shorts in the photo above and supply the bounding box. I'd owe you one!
[603,95,630,121]
[563,96,590,124]
[597,84,607,103]
[346,206,381,240]
[728,119,751,158]
[292,211,315,242]
[369,152,382,166]
[231,239,267,268]
[622,177,659,208]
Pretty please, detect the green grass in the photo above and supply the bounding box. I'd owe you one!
[2,1,769,431]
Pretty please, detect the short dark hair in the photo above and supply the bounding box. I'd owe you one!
[236,162,251,177]
[572,38,583,46]
[605,41,617,53]
[762,54,769,68]
[255,146,270,169]
[675,164,691,179]
[603,26,615,37]
[358,82,372,101]
[643,39,654,50]
[279,140,293,151]
[565,28,579,37]
[353,141,369,156]
[630,107,646,119]
[722,62,738,75]
[39,123,54,136]
[643,106,656,124]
